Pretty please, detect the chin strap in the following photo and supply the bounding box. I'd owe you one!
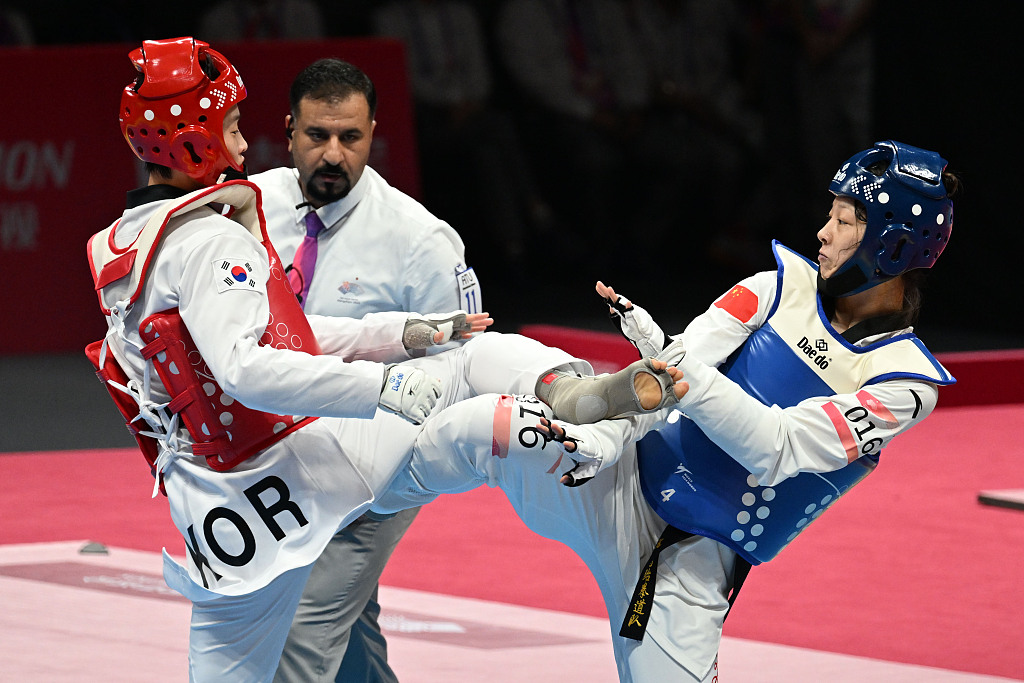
[218,165,248,182]
[817,266,876,298]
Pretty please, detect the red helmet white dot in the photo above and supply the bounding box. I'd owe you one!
[119,37,246,185]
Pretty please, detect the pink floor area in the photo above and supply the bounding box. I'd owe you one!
[2,401,1023,680]
[7,543,1014,682]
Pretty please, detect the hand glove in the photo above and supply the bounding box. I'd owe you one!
[403,311,472,350]
[379,364,442,424]
[560,456,600,487]
[538,417,602,487]
[655,337,687,368]
[602,291,668,359]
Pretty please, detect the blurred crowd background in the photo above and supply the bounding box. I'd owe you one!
[2,0,1020,348]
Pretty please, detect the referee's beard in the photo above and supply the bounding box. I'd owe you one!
[305,164,352,205]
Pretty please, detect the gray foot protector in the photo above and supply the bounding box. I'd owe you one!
[534,357,679,424]
[402,312,469,349]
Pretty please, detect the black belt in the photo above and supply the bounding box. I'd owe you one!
[620,526,753,641]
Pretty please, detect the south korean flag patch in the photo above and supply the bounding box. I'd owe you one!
[213,258,264,294]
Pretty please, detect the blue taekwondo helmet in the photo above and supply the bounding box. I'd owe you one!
[820,140,953,297]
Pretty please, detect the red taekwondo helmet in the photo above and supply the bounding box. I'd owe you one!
[120,37,247,185]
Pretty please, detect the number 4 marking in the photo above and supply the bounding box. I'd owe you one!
[661,489,676,502]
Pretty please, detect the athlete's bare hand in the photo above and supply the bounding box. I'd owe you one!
[432,312,492,343]
[405,311,494,349]
[537,417,578,453]
[537,417,593,486]
[595,281,627,311]
[636,358,689,404]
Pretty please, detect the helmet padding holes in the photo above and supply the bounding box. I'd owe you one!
[890,238,907,262]
[825,141,953,295]
[866,160,890,176]
[199,54,221,81]
[182,141,202,164]
[120,38,247,184]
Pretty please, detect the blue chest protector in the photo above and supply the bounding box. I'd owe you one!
[637,242,954,565]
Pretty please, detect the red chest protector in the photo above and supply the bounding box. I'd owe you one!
[85,181,320,473]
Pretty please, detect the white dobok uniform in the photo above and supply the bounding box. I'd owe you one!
[90,182,585,682]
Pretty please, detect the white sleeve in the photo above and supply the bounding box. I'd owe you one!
[404,222,467,314]
[674,353,939,486]
[403,221,474,355]
[308,311,412,363]
[176,230,385,419]
[677,270,777,367]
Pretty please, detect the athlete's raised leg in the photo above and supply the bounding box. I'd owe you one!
[459,332,685,423]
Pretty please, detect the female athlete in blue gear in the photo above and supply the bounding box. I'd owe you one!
[377,140,960,682]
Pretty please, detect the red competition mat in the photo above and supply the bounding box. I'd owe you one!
[1,402,1022,679]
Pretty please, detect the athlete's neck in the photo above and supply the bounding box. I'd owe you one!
[149,169,203,193]
[830,277,904,333]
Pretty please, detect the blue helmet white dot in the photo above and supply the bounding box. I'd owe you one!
[822,140,953,296]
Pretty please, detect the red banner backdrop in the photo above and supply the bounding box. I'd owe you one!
[0,38,418,355]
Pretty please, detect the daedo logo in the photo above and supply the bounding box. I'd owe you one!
[832,163,849,184]
[387,371,405,392]
[796,336,832,371]
[674,463,697,492]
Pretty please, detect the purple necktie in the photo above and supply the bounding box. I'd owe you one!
[288,211,326,309]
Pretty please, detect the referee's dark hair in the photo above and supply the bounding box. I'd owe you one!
[289,59,377,121]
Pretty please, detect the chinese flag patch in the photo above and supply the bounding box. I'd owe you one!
[714,285,758,322]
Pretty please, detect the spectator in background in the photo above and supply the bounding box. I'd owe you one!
[627,0,769,268]
[495,0,689,270]
[198,0,326,42]
[791,0,878,229]
[372,0,556,275]
[0,4,34,45]
[744,0,878,252]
